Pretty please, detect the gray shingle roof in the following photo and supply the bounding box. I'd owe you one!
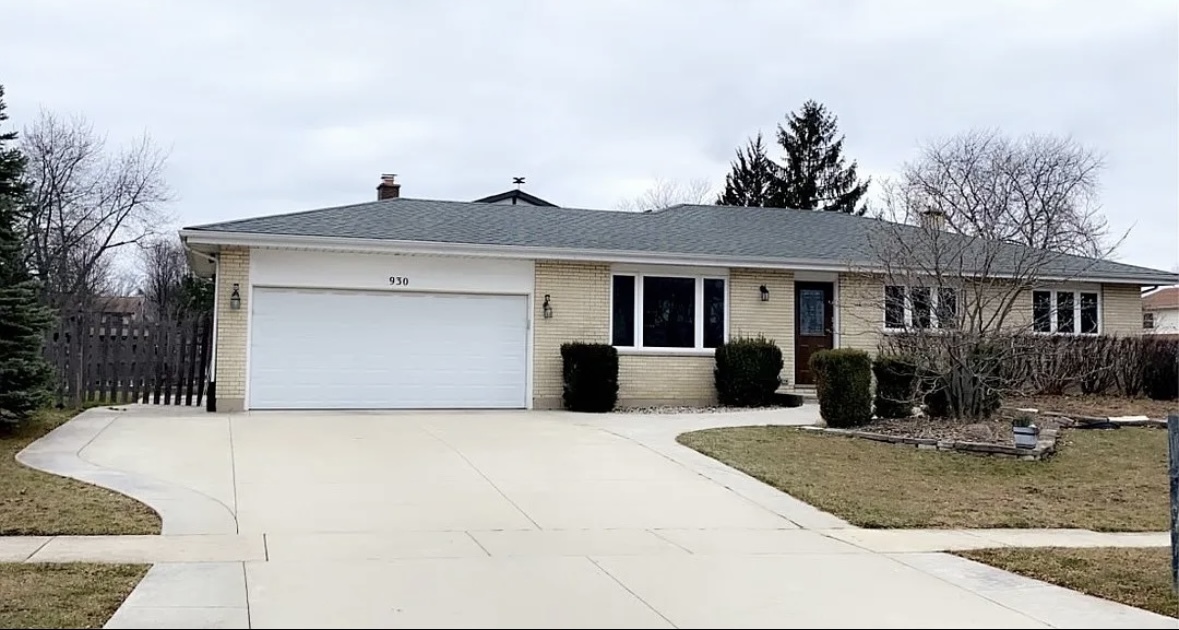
[184,198,1177,284]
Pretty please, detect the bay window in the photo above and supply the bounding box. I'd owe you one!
[1031,289,1100,335]
[883,285,958,330]
[611,273,727,350]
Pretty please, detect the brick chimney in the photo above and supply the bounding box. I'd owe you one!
[919,208,946,231]
[377,173,400,200]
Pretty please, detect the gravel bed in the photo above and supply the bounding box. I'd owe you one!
[617,405,784,414]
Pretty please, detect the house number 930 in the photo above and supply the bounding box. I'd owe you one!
[388,276,410,287]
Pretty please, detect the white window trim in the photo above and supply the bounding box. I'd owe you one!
[882,285,959,331]
[609,270,729,354]
[1032,287,1102,336]
[1144,312,1155,330]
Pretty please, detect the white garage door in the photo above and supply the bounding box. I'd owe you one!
[248,288,528,409]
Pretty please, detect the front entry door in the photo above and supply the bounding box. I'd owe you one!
[794,282,835,386]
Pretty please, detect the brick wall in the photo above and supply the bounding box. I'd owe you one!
[214,246,250,411]
[532,262,799,408]
[728,268,794,385]
[532,260,610,408]
[1102,284,1144,336]
[838,272,883,354]
[617,355,716,407]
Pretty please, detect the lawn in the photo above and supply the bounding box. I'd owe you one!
[957,547,1177,619]
[677,425,1167,530]
[0,563,148,629]
[1,408,161,536]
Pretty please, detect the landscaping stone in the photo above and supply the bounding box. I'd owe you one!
[806,422,1061,460]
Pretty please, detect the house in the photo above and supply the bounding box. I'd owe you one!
[94,295,147,326]
[1142,286,1179,334]
[180,177,1178,412]
[473,189,558,207]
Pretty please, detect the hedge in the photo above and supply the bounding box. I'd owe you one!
[714,336,784,407]
[810,349,872,428]
[560,342,619,412]
[872,355,916,419]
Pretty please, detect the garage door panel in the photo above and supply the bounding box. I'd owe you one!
[248,289,527,409]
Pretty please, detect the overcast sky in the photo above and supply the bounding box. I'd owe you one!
[1,0,1176,270]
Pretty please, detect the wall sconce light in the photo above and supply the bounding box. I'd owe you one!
[542,294,553,319]
[229,284,242,310]
[759,285,769,302]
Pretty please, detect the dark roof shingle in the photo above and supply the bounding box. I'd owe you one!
[184,198,1177,284]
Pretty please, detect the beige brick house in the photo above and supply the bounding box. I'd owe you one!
[181,180,1176,412]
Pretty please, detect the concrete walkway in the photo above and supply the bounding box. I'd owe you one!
[9,405,1176,629]
[0,529,1170,564]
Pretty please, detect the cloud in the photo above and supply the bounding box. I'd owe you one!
[0,0,1174,268]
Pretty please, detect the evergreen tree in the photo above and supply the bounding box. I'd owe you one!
[715,133,777,207]
[773,100,869,214]
[0,86,54,425]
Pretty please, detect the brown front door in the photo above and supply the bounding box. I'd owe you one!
[794,282,834,386]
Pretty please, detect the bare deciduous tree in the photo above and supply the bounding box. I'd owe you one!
[137,235,214,321]
[886,130,1116,258]
[616,177,715,212]
[855,131,1121,419]
[140,236,187,320]
[20,110,172,310]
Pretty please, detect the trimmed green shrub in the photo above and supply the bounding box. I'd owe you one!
[714,336,784,407]
[1142,338,1179,401]
[810,349,872,427]
[872,355,916,419]
[560,342,619,412]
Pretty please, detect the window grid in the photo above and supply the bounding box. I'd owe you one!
[1031,289,1101,335]
[610,273,728,350]
[883,285,958,330]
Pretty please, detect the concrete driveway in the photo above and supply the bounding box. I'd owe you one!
[29,406,1174,628]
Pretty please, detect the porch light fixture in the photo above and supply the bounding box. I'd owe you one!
[229,284,242,310]
[759,285,769,302]
[542,294,553,319]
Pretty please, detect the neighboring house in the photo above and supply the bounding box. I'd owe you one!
[378,172,559,207]
[180,178,1177,412]
[93,295,147,327]
[473,189,558,207]
[1142,286,1179,334]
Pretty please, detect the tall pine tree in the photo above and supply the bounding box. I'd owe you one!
[716,101,869,214]
[0,85,54,425]
[774,100,869,214]
[715,133,776,206]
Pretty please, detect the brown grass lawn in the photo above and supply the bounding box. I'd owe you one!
[677,426,1167,530]
[957,547,1178,619]
[0,563,148,629]
[0,408,160,536]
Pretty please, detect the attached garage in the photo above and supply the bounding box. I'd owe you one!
[248,288,529,410]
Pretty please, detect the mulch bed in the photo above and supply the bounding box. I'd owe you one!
[863,414,1066,446]
[1009,395,1177,420]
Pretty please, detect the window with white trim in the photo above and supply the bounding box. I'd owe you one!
[883,285,958,330]
[1144,312,1155,329]
[1032,289,1099,335]
[611,273,726,349]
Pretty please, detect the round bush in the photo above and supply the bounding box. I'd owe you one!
[714,336,784,407]
[810,349,872,428]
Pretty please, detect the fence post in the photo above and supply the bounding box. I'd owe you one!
[1169,414,1178,595]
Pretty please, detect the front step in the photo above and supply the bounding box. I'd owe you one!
[777,386,818,402]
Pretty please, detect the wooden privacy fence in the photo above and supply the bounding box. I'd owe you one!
[43,314,213,408]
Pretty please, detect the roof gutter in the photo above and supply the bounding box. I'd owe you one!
[177,229,1179,286]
